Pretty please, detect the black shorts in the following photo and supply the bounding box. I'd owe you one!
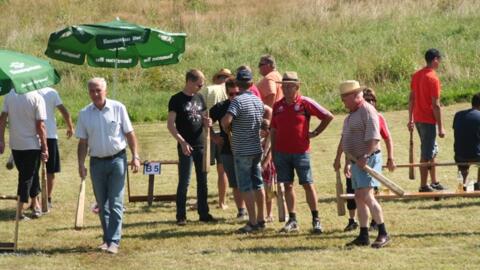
[46,139,61,174]
[455,155,480,172]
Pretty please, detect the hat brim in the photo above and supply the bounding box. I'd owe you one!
[340,87,362,96]
[276,80,301,84]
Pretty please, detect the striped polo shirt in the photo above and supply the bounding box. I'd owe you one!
[341,101,381,158]
[227,91,264,156]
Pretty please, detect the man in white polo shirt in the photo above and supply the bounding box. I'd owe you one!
[37,87,75,209]
[0,89,48,219]
[76,77,140,254]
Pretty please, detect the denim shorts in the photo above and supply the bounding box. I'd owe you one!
[210,139,222,165]
[233,154,264,192]
[273,152,313,185]
[351,152,382,190]
[221,154,237,188]
[415,122,438,161]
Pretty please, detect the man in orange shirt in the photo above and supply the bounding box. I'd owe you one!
[408,48,446,192]
[257,55,283,107]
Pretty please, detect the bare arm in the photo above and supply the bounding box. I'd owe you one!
[384,136,396,171]
[57,104,74,138]
[125,131,140,173]
[167,111,192,156]
[333,137,343,171]
[310,113,334,138]
[0,112,7,154]
[221,113,233,133]
[36,120,48,162]
[432,96,445,138]
[263,94,275,108]
[77,139,88,179]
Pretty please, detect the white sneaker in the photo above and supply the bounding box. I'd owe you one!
[98,243,108,251]
[106,243,119,254]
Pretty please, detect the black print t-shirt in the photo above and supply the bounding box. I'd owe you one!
[168,91,206,147]
[209,100,232,155]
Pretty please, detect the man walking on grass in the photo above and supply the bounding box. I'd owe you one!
[222,69,272,233]
[77,77,140,254]
[271,72,333,234]
[408,48,446,192]
[334,80,390,248]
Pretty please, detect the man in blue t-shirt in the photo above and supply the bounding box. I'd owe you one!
[453,93,480,190]
[221,69,272,233]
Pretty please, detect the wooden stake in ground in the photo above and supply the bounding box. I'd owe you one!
[347,154,405,196]
[202,112,210,173]
[335,170,346,216]
[41,162,49,213]
[409,129,415,180]
[74,177,86,230]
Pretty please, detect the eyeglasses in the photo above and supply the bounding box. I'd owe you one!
[228,92,239,97]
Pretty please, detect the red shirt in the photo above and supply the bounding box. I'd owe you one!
[249,85,261,99]
[411,67,441,124]
[272,95,331,153]
[379,113,390,140]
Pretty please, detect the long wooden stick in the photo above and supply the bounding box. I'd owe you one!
[335,170,346,216]
[74,177,86,230]
[387,161,480,169]
[13,197,20,251]
[347,154,405,196]
[409,130,415,180]
[41,162,49,213]
[202,112,210,173]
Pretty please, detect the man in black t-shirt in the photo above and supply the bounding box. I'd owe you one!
[210,78,247,220]
[453,93,480,190]
[167,69,216,225]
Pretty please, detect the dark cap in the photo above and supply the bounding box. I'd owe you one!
[236,69,253,82]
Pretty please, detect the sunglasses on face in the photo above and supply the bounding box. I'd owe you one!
[228,92,239,97]
[258,62,268,68]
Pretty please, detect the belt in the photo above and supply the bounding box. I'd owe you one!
[92,149,126,160]
[351,150,381,164]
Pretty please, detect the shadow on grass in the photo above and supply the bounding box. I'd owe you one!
[394,231,480,239]
[0,208,16,222]
[16,246,92,255]
[124,227,232,240]
[416,200,480,210]
[232,245,328,254]
[46,220,177,232]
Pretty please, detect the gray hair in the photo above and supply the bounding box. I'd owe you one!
[88,77,107,90]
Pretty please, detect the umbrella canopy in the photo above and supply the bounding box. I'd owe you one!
[45,19,187,68]
[0,50,61,95]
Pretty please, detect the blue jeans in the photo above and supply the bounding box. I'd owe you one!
[90,152,126,245]
[273,152,313,185]
[233,154,264,192]
[176,144,210,220]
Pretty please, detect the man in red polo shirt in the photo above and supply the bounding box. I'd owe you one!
[271,71,333,234]
[408,48,446,192]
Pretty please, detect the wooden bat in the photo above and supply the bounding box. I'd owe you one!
[74,177,86,230]
[41,162,49,213]
[391,161,480,168]
[202,112,210,173]
[347,154,405,196]
[335,170,346,216]
[409,130,415,180]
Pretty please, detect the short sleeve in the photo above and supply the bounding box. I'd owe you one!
[364,106,381,142]
[168,95,178,113]
[119,104,134,134]
[54,91,63,106]
[303,97,331,120]
[430,76,441,98]
[75,111,88,139]
[227,98,240,118]
[35,96,47,121]
[378,114,390,140]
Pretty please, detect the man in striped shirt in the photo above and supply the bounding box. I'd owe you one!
[334,80,390,248]
[221,69,272,233]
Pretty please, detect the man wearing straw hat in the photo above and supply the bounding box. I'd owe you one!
[271,71,333,234]
[200,68,233,210]
[334,80,390,248]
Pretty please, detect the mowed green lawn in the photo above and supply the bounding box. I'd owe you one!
[1,103,479,270]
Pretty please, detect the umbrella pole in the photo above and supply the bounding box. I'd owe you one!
[113,48,118,98]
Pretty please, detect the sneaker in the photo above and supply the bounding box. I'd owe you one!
[430,182,445,191]
[279,219,299,233]
[312,219,323,234]
[236,212,248,221]
[265,216,274,223]
[106,243,119,254]
[344,220,358,232]
[371,234,391,248]
[98,243,108,251]
[199,214,217,223]
[31,208,42,219]
[176,219,187,226]
[346,236,370,247]
[369,220,378,231]
[257,220,266,231]
[474,182,480,191]
[237,222,257,234]
[19,213,30,221]
[47,201,53,210]
[418,185,434,192]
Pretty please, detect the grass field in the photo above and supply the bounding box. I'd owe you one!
[1,0,480,122]
[1,103,479,269]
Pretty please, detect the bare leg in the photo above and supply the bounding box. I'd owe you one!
[419,157,429,187]
[242,191,257,225]
[255,189,265,222]
[217,164,228,209]
[429,157,438,184]
[232,188,245,209]
[47,173,55,199]
[284,183,296,213]
[302,183,318,211]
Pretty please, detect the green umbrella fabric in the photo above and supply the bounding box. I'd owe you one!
[0,50,61,95]
[45,19,187,68]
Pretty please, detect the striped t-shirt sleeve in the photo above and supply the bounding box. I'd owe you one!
[227,98,240,118]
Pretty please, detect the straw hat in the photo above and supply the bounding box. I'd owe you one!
[339,80,362,95]
[212,68,232,82]
[277,71,300,84]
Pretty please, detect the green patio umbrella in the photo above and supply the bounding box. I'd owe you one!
[45,18,186,68]
[0,50,60,96]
